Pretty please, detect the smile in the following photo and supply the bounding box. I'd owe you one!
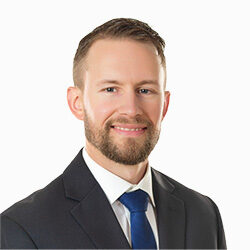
[112,126,145,131]
[110,126,147,136]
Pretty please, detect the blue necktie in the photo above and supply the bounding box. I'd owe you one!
[119,189,157,249]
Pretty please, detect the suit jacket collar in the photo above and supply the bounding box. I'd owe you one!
[82,146,156,206]
[152,168,186,249]
[63,148,185,249]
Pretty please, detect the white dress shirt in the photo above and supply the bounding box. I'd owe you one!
[82,146,159,248]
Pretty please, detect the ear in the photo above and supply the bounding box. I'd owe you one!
[67,86,84,121]
[161,91,170,121]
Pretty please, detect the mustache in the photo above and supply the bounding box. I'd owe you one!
[105,118,155,132]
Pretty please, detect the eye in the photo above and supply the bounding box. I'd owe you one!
[139,89,151,94]
[104,87,117,92]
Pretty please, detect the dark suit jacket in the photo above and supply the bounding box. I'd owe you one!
[1,148,227,249]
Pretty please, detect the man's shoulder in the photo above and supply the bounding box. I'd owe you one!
[1,173,67,223]
[152,168,227,249]
[152,168,218,215]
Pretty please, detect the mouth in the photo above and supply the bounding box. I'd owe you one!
[110,125,147,137]
[110,125,147,131]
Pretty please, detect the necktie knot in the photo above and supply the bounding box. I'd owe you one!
[119,189,149,213]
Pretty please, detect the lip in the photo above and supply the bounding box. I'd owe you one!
[111,124,147,129]
[111,126,146,137]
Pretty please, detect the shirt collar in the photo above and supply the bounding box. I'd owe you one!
[82,146,155,207]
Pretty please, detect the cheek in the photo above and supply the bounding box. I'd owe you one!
[85,95,114,125]
[95,102,114,121]
[144,100,163,126]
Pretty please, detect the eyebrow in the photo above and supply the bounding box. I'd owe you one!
[97,79,159,86]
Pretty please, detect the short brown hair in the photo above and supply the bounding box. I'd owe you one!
[73,18,166,91]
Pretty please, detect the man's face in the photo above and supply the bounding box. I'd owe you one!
[81,39,169,165]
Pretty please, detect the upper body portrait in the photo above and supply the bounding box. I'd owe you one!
[1,18,227,249]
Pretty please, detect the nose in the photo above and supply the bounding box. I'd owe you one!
[118,89,143,117]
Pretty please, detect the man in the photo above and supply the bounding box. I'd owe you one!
[1,18,227,249]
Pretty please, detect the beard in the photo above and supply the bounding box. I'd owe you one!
[83,108,160,165]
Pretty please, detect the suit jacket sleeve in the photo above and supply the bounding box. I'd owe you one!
[206,196,227,249]
[1,215,37,249]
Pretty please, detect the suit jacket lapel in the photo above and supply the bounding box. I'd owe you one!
[63,148,186,249]
[152,168,186,249]
[63,148,131,249]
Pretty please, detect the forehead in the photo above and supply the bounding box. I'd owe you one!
[84,38,163,81]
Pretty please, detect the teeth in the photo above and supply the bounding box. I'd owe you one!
[113,126,144,131]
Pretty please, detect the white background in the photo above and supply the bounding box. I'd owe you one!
[0,0,249,249]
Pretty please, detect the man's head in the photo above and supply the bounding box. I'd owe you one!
[67,18,170,165]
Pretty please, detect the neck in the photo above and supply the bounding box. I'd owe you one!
[85,140,148,184]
